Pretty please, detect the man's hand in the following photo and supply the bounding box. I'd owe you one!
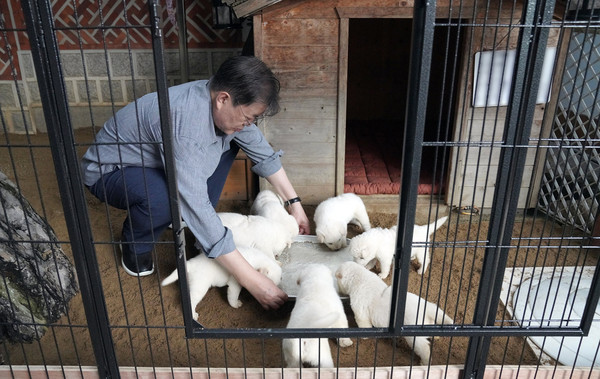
[216,249,287,309]
[288,201,310,235]
[241,269,288,309]
[264,167,311,235]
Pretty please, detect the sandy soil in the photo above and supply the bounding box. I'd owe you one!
[1,129,596,369]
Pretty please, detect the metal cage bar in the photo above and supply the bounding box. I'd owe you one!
[2,0,600,375]
[20,0,119,377]
[464,1,563,377]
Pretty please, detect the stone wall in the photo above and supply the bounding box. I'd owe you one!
[2,48,241,133]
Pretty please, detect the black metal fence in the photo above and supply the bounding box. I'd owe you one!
[1,0,600,378]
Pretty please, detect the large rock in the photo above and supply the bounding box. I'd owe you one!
[0,171,79,343]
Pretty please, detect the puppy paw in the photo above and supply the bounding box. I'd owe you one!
[338,338,353,347]
[356,319,373,328]
[229,300,243,308]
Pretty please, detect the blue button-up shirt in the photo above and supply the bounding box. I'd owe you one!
[81,80,283,258]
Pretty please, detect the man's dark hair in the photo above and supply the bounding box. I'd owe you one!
[210,55,281,117]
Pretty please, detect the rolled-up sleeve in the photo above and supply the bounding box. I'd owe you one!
[251,149,283,177]
[203,227,237,258]
[234,125,283,178]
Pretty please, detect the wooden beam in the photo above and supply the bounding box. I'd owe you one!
[336,17,349,196]
[336,7,414,19]
[230,0,283,18]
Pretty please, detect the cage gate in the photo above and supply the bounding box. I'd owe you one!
[1,0,600,378]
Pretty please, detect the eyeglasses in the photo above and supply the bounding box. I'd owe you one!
[239,106,264,126]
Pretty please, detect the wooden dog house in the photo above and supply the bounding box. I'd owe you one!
[247,0,557,209]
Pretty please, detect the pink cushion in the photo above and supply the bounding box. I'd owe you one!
[344,122,444,196]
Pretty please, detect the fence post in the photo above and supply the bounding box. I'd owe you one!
[463,1,556,377]
[146,0,191,334]
[391,0,438,332]
[20,0,120,377]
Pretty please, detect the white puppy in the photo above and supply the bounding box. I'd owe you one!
[161,246,282,320]
[217,212,294,259]
[250,190,299,239]
[349,225,398,279]
[283,264,353,368]
[349,216,447,276]
[411,216,448,274]
[314,193,371,250]
[335,261,453,363]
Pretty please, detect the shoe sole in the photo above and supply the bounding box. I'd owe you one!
[121,255,154,277]
[119,243,154,277]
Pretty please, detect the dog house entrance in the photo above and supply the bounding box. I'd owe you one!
[344,18,461,197]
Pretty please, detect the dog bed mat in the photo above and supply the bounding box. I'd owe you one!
[344,121,446,196]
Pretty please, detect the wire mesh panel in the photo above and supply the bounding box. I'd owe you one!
[538,30,600,235]
[1,0,600,378]
[0,1,99,373]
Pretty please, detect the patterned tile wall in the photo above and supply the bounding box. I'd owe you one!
[0,0,244,132]
[0,0,26,81]
[0,0,243,80]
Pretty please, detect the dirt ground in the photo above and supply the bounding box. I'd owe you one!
[2,130,596,369]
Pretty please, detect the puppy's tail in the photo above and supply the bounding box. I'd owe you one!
[160,269,179,286]
[425,304,454,325]
[442,311,454,325]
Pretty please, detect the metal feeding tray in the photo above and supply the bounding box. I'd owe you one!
[277,235,353,299]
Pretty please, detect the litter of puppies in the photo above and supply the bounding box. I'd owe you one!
[163,190,452,367]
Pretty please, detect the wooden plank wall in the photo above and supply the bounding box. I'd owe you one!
[254,2,344,205]
[254,0,546,209]
[254,0,416,205]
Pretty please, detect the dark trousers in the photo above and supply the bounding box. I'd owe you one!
[88,143,240,255]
